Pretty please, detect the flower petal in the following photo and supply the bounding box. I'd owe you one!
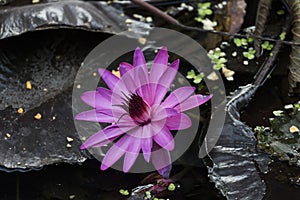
[151,105,177,122]
[161,86,195,108]
[137,83,154,105]
[75,109,114,123]
[127,123,150,139]
[151,84,169,105]
[157,60,179,88]
[141,137,152,162]
[119,62,133,76]
[150,47,168,83]
[166,113,192,130]
[133,47,147,68]
[151,59,179,104]
[81,87,112,109]
[151,143,172,178]
[124,136,141,172]
[98,68,119,90]
[134,66,149,93]
[80,125,124,149]
[101,135,131,170]
[154,46,168,66]
[153,127,174,151]
[174,94,212,112]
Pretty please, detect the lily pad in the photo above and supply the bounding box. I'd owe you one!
[0,0,151,171]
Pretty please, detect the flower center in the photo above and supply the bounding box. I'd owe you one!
[128,93,151,126]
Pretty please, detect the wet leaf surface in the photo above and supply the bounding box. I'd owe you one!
[202,85,271,200]
[0,0,151,39]
[0,29,119,171]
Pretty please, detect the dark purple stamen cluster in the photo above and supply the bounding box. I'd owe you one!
[128,93,150,126]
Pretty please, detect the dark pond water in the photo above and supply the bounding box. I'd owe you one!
[1,0,300,199]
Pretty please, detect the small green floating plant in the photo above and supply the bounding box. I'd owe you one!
[233,38,248,47]
[195,2,213,22]
[243,48,256,60]
[186,69,205,84]
[280,32,286,41]
[207,48,227,70]
[261,41,274,51]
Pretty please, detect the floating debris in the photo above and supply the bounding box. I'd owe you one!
[201,18,217,30]
[289,125,299,133]
[26,81,32,90]
[69,195,76,199]
[66,144,72,148]
[145,17,153,23]
[243,60,249,65]
[67,137,74,142]
[32,0,40,4]
[6,133,11,138]
[273,110,283,116]
[207,71,219,81]
[178,3,194,12]
[284,104,294,109]
[34,113,42,120]
[222,67,235,81]
[125,19,133,24]
[138,37,147,45]
[17,108,24,114]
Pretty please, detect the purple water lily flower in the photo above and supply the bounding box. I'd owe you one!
[76,47,211,178]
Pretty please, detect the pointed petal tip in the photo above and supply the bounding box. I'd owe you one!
[100,163,108,171]
[98,67,105,75]
[143,153,151,163]
[134,47,146,68]
[170,59,180,70]
[158,165,172,178]
[74,113,83,120]
[80,144,86,150]
[161,46,167,51]
[202,94,213,102]
[123,164,131,173]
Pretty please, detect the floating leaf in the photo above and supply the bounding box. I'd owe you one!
[276,10,285,15]
[261,41,274,50]
[280,32,286,40]
[186,70,195,79]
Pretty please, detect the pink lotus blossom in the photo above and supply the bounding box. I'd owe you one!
[76,47,211,177]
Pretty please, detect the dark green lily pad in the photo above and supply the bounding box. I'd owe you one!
[0,0,151,171]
